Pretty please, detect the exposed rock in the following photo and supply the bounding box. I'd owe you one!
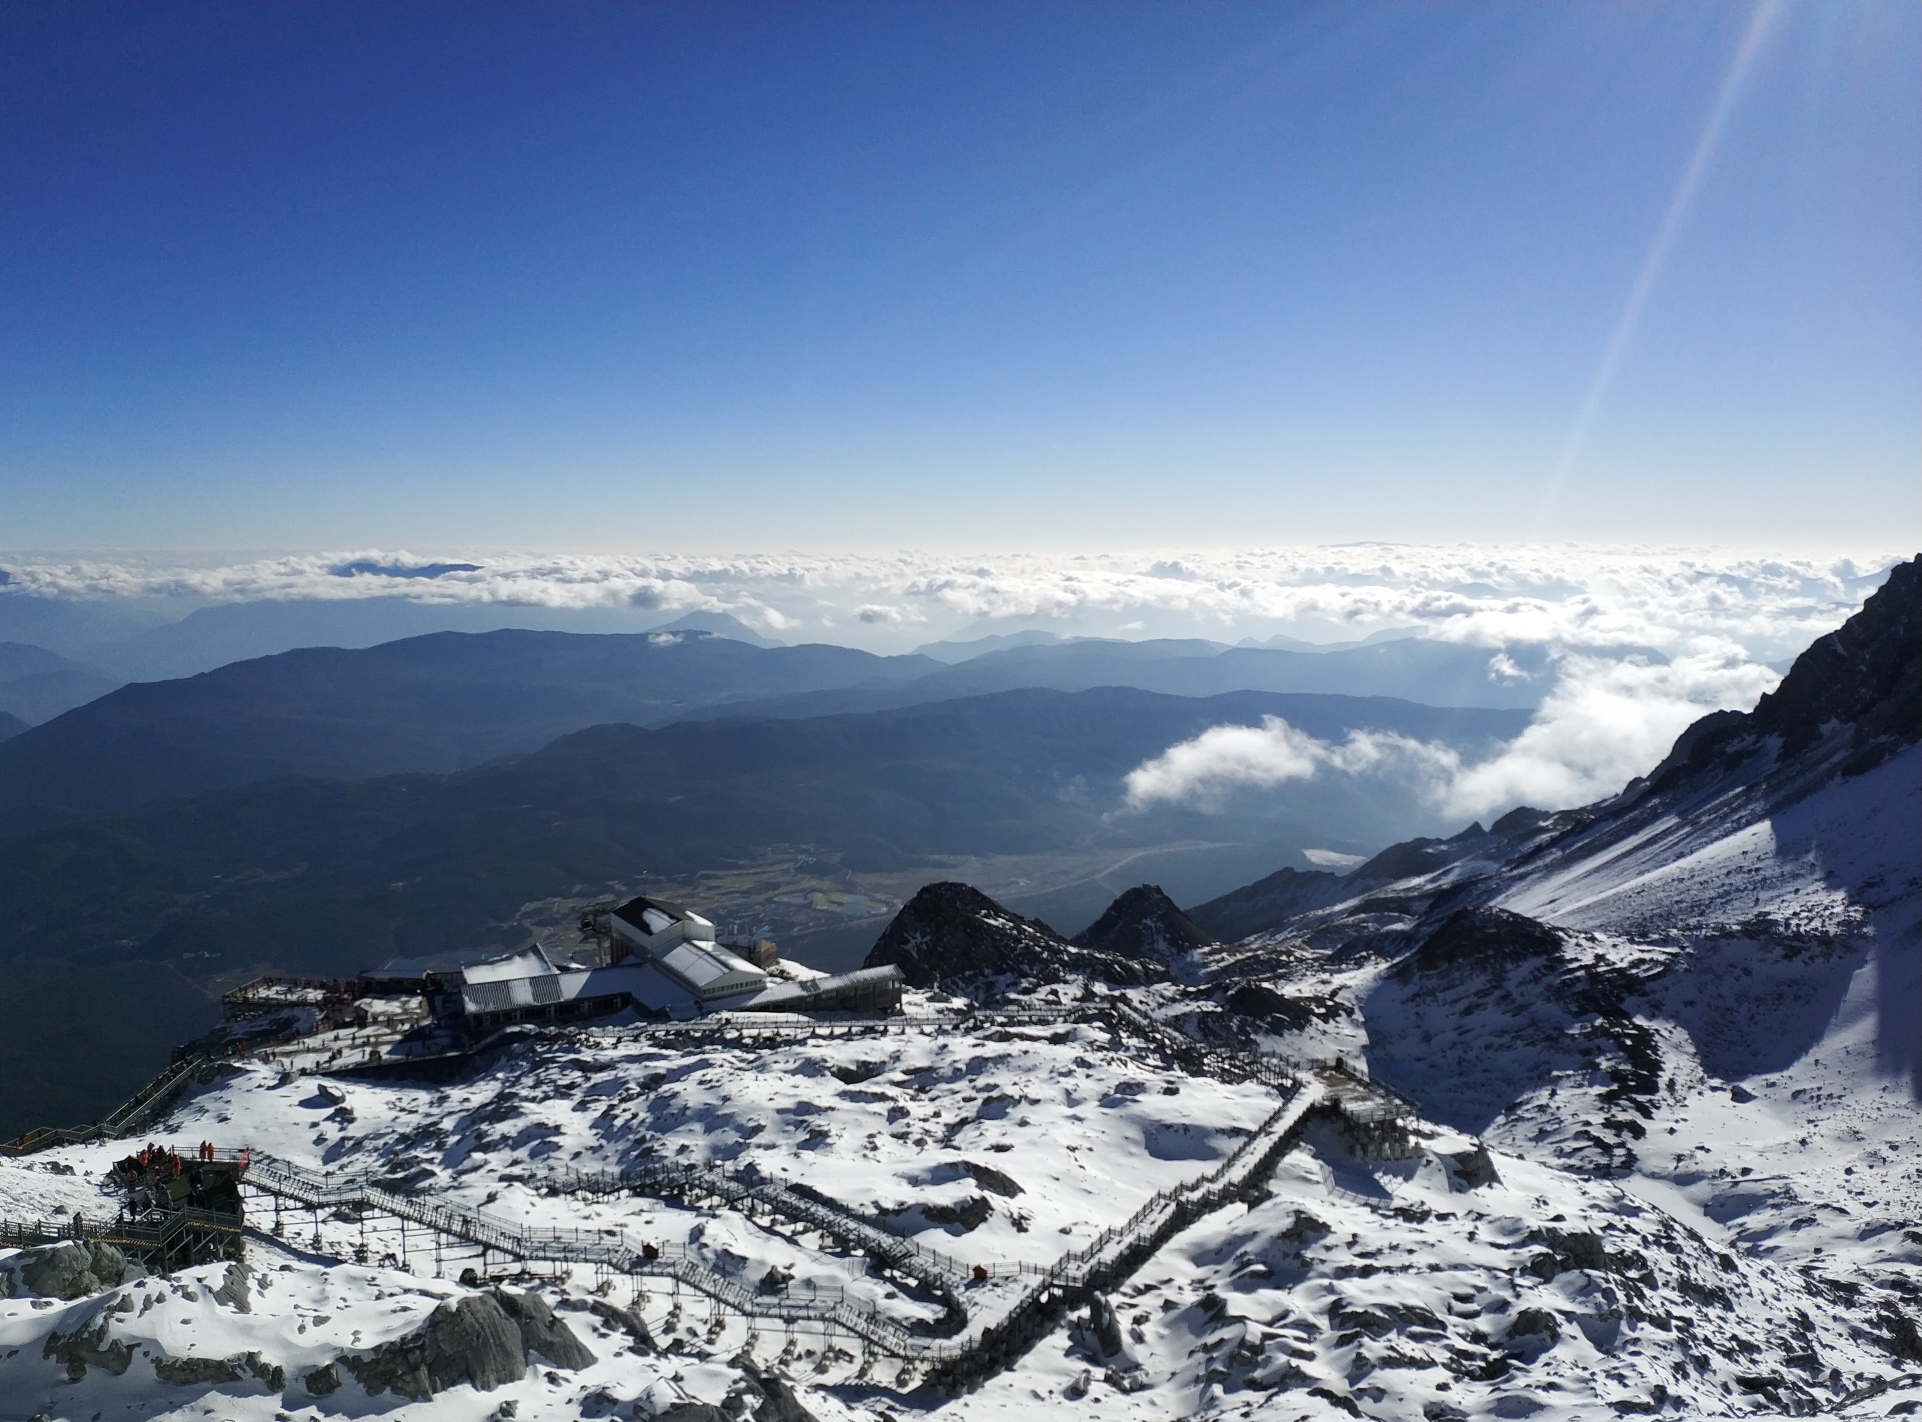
[961,1160,1023,1197]
[153,1353,244,1384]
[1526,1226,1612,1274]
[1873,1308,1922,1364]
[655,1406,730,1422]
[1504,1307,1562,1357]
[5,1240,141,1300]
[864,881,1166,992]
[493,1287,595,1368]
[583,1297,656,1353]
[1072,885,1213,961]
[1446,1142,1502,1190]
[921,1195,993,1231]
[346,1293,528,1399]
[1406,908,1562,977]
[729,1368,819,1422]
[1087,1291,1125,1357]
[1221,980,1324,1033]
[41,1315,135,1378]
[1656,553,1920,782]
[302,1361,341,1395]
[212,1260,251,1312]
[244,1351,286,1389]
[1187,864,1345,942]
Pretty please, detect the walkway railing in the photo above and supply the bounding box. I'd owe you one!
[4,985,1420,1385]
[236,1074,1323,1385]
[0,1054,209,1157]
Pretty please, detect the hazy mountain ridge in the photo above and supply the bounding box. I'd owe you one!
[684,635,1564,724]
[0,628,938,830]
[0,686,1526,972]
[0,640,122,728]
[0,623,1567,834]
[0,687,1528,1136]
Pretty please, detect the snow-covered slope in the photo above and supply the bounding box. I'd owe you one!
[0,563,1915,1422]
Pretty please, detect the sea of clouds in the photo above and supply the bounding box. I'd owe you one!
[0,543,1901,818]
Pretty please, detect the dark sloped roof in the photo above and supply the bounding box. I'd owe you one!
[612,895,696,931]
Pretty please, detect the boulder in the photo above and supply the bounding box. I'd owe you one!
[728,1370,818,1422]
[1504,1307,1562,1358]
[244,1351,286,1389]
[41,1316,135,1379]
[5,1240,141,1300]
[584,1297,656,1353]
[1446,1142,1501,1190]
[153,1354,244,1384]
[921,1195,992,1231]
[347,1293,527,1399]
[961,1160,1023,1198]
[655,1406,730,1422]
[344,1288,595,1400]
[492,1287,595,1369]
[1087,1291,1125,1358]
[212,1261,252,1312]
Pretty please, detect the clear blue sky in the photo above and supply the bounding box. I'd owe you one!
[2,2,1916,552]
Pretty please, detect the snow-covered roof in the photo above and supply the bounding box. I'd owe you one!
[739,965,904,1011]
[655,940,766,1000]
[460,946,561,985]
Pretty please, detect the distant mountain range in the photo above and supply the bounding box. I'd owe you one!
[0,592,785,684]
[0,686,1527,975]
[0,641,121,727]
[684,633,1570,722]
[0,629,934,828]
[0,623,1567,829]
[0,686,1529,1132]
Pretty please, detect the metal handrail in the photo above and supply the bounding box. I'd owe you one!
[236,1075,1323,1377]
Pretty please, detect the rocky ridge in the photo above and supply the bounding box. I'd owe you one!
[863,880,1168,993]
[1070,884,1214,962]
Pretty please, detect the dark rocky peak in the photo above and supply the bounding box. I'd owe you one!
[1656,553,1920,787]
[1489,804,1550,836]
[1401,906,1564,978]
[863,881,1166,993]
[1351,820,1499,883]
[1072,884,1214,961]
[1186,865,1345,944]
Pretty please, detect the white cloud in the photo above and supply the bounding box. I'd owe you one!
[1121,640,1786,824]
[1434,644,1779,819]
[855,603,922,625]
[0,543,1897,821]
[1123,716,1455,811]
[0,544,1895,664]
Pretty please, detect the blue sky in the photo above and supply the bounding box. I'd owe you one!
[2,1,1916,552]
